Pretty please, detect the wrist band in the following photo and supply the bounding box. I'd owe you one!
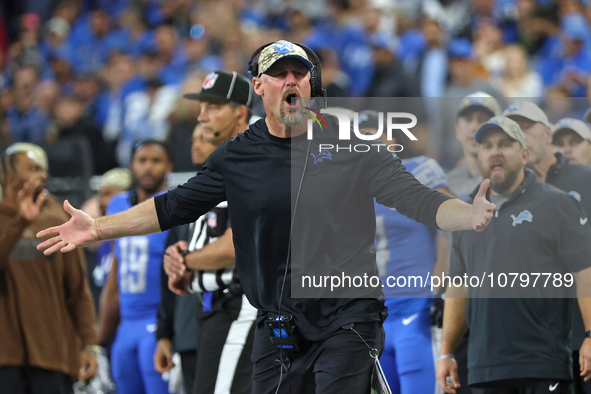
[438,354,455,362]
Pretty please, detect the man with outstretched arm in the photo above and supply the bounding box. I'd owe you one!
[38,40,494,394]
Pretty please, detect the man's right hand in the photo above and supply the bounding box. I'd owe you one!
[437,357,461,394]
[164,241,189,277]
[36,200,98,255]
[154,338,174,373]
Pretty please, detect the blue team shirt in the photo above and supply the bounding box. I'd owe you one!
[107,191,169,320]
[374,156,446,300]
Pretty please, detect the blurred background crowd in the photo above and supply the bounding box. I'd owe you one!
[1,0,591,184]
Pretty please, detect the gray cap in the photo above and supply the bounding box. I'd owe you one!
[457,92,501,117]
[552,118,591,141]
[502,102,551,128]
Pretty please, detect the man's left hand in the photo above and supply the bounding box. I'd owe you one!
[78,347,98,381]
[580,338,591,381]
[471,179,496,231]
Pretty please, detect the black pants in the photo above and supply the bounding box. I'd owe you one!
[193,293,256,394]
[0,366,73,394]
[471,378,573,394]
[573,351,591,394]
[251,321,384,394]
[180,350,197,394]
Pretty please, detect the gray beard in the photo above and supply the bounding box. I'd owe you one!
[280,106,304,127]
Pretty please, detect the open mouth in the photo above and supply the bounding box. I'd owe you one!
[284,92,300,108]
[491,163,504,173]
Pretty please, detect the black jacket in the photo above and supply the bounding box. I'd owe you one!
[450,169,591,384]
[156,224,199,352]
[155,116,451,341]
[545,153,591,348]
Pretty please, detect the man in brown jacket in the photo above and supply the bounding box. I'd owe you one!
[0,143,98,394]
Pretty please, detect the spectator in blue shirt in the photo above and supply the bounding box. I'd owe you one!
[528,4,563,86]
[184,34,223,75]
[39,17,73,66]
[7,65,50,144]
[556,14,591,97]
[312,0,374,96]
[153,24,187,86]
[118,6,155,58]
[99,54,144,164]
[69,9,127,74]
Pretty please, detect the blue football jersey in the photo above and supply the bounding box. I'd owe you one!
[107,191,169,320]
[375,156,447,299]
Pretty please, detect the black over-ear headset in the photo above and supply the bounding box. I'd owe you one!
[247,41,328,101]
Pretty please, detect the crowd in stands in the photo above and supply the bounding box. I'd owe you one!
[1,0,591,177]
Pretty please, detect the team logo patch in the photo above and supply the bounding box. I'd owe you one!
[274,40,294,54]
[208,212,217,228]
[506,102,523,112]
[569,191,582,202]
[557,118,574,128]
[310,150,332,164]
[490,116,506,125]
[202,72,219,89]
[510,210,533,226]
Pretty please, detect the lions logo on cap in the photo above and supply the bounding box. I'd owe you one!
[506,102,523,112]
[556,118,573,127]
[274,40,294,54]
[202,72,219,90]
[490,116,506,125]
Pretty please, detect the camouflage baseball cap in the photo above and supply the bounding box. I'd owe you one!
[257,40,313,77]
[475,116,526,148]
[457,92,501,117]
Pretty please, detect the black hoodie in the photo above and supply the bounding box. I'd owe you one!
[450,169,591,385]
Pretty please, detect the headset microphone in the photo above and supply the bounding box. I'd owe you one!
[211,116,240,140]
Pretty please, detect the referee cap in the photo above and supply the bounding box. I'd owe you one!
[457,92,501,118]
[551,118,591,141]
[257,40,313,77]
[502,102,551,127]
[475,116,526,148]
[184,71,253,108]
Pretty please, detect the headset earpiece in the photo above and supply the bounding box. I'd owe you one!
[247,43,269,78]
